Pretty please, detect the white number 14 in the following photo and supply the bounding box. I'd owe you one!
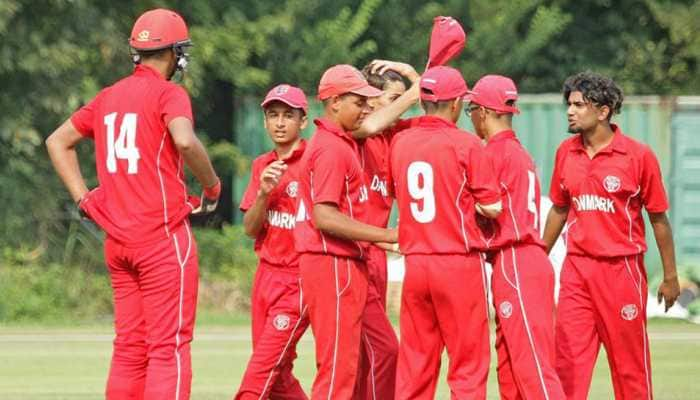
[104,112,140,174]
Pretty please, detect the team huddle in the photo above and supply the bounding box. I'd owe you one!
[45,8,681,400]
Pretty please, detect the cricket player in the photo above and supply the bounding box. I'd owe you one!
[235,84,310,400]
[542,71,681,400]
[389,66,502,399]
[45,8,220,400]
[294,64,399,399]
[467,75,565,399]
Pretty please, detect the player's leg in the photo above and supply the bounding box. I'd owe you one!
[395,254,444,400]
[300,253,368,400]
[493,245,565,400]
[235,266,309,400]
[432,253,490,400]
[590,255,652,400]
[104,237,148,400]
[555,255,601,400]
[250,265,268,349]
[138,222,199,400]
[494,316,522,400]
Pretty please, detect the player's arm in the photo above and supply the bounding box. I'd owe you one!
[542,204,569,254]
[649,212,680,311]
[466,143,502,219]
[352,60,420,139]
[45,119,89,203]
[242,161,287,238]
[313,203,397,243]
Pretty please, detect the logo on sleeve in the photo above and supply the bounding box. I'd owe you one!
[603,175,621,193]
[286,181,298,198]
[499,301,513,319]
[273,314,291,330]
[621,304,638,321]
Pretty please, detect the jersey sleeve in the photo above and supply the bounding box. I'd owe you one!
[240,159,263,212]
[70,97,98,138]
[549,144,570,207]
[310,147,348,206]
[160,85,194,126]
[464,143,501,205]
[640,147,669,213]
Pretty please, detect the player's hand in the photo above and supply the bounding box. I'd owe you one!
[192,178,221,216]
[657,275,681,312]
[369,59,420,83]
[260,160,288,195]
[375,242,401,254]
[384,227,398,243]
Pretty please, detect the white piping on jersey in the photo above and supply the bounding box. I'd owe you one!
[310,171,328,253]
[564,218,577,248]
[624,255,652,400]
[455,172,470,252]
[363,333,378,400]
[510,246,550,400]
[625,186,642,253]
[328,257,352,400]
[345,177,364,258]
[478,254,491,321]
[499,249,518,291]
[501,182,521,241]
[171,222,192,400]
[157,130,171,237]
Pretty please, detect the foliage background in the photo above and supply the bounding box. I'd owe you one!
[1,0,699,321]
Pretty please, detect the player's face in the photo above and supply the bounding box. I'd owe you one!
[468,102,486,139]
[566,91,609,134]
[263,102,307,146]
[367,80,406,111]
[337,94,372,131]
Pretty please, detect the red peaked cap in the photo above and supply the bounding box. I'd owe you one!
[317,64,383,100]
[426,16,467,68]
[129,8,190,51]
[420,66,469,102]
[466,75,521,114]
[261,84,308,114]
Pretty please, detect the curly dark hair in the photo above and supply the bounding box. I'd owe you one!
[562,71,623,120]
[361,64,406,90]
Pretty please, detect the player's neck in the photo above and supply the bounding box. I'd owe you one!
[484,121,512,142]
[275,138,301,160]
[581,123,614,158]
[140,60,171,80]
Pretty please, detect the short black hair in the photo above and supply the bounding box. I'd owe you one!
[563,71,623,120]
[361,64,406,90]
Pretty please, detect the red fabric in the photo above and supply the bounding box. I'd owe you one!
[555,254,652,400]
[294,118,370,259]
[549,125,669,257]
[129,9,189,50]
[299,253,368,399]
[426,16,466,68]
[317,64,383,100]
[261,84,308,114]
[235,263,309,400]
[492,244,565,400]
[389,116,501,254]
[419,66,468,101]
[396,254,490,399]
[479,130,545,250]
[104,222,198,400]
[466,75,520,114]
[72,64,196,246]
[240,141,306,269]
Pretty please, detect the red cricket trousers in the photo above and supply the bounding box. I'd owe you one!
[355,246,398,400]
[104,221,198,400]
[396,253,490,400]
[492,244,565,400]
[555,254,652,400]
[235,263,310,400]
[299,253,368,400]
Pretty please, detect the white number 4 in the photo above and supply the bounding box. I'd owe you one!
[527,170,538,230]
[104,112,140,174]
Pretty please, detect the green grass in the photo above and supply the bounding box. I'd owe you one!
[0,318,698,399]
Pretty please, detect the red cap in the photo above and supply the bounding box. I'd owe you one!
[427,16,467,68]
[317,64,383,100]
[130,9,190,51]
[261,84,308,114]
[467,75,520,114]
[419,66,468,102]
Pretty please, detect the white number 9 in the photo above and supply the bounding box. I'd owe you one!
[407,161,436,223]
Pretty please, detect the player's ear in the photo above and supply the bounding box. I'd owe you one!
[262,110,270,130]
[598,105,611,121]
[300,113,308,130]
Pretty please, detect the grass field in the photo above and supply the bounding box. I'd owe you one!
[1,317,698,399]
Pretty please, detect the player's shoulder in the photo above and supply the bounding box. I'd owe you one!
[617,132,654,155]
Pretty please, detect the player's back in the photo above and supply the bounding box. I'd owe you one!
[390,116,499,255]
[71,64,195,245]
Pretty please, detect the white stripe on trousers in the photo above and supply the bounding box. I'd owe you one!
[328,257,352,400]
[172,222,192,400]
[624,255,652,400]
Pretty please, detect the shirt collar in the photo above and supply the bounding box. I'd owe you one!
[133,64,165,80]
[414,115,458,129]
[262,139,307,163]
[570,124,627,155]
[489,129,518,144]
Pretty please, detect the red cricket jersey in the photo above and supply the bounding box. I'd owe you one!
[357,118,418,227]
[240,140,306,269]
[71,64,196,245]
[294,118,370,259]
[389,116,501,254]
[479,130,545,249]
[549,124,669,257]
